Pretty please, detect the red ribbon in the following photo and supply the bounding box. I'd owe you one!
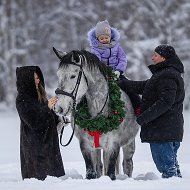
[88,131,102,148]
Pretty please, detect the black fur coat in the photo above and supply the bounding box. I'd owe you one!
[16,66,65,180]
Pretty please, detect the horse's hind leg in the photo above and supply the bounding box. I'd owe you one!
[122,140,135,177]
[115,150,120,175]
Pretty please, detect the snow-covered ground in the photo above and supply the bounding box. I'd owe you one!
[0,109,189,190]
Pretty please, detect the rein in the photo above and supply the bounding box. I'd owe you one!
[75,93,109,121]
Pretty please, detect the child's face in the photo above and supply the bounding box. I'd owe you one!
[98,35,111,44]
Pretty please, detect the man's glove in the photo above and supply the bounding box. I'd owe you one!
[114,70,120,79]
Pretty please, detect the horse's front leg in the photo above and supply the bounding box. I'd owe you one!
[104,143,120,180]
[95,149,103,178]
[80,140,97,179]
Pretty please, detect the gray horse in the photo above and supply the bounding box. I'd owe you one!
[53,48,139,180]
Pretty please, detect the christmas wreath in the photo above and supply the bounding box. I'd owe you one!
[75,67,126,134]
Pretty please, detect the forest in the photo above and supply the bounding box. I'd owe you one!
[0,0,190,109]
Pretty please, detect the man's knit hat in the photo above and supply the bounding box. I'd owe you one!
[95,20,111,38]
[155,44,176,60]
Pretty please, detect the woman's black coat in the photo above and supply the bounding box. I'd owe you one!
[16,66,65,180]
[119,55,185,143]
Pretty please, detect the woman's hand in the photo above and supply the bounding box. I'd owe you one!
[48,96,58,110]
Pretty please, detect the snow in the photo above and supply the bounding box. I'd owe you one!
[0,110,190,190]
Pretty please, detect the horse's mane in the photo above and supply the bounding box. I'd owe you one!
[59,50,108,80]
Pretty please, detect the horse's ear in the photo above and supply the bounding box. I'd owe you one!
[53,47,67,60]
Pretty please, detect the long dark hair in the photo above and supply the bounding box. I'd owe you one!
[34,71,47,103]
[37,83,47,103]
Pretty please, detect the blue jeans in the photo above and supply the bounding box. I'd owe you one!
[150,142,181,178]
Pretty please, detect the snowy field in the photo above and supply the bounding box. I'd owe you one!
[0,109,190,190]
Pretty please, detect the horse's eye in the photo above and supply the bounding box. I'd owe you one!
[70,75,76,79]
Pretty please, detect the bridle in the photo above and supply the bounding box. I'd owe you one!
[55,61,87,106]
[55,55,108,146]
[55,55,87,146]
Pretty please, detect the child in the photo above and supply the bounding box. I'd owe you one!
[88,20,126,78]
[87,20,141,115]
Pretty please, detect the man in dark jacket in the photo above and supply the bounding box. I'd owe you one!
[119,44,185,178]
[16,66,65,180]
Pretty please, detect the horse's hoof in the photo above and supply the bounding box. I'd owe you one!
[109,174,116,180]
[86,171,97,179]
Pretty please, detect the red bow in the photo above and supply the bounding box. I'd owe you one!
[88,131,102,148]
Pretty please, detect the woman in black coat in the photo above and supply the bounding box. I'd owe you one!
[16,66,65,180]
[119,45,185,178]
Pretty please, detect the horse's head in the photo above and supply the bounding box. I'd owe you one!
[53,47,88,116]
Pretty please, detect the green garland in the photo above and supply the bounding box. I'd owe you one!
[75,67,126,133]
